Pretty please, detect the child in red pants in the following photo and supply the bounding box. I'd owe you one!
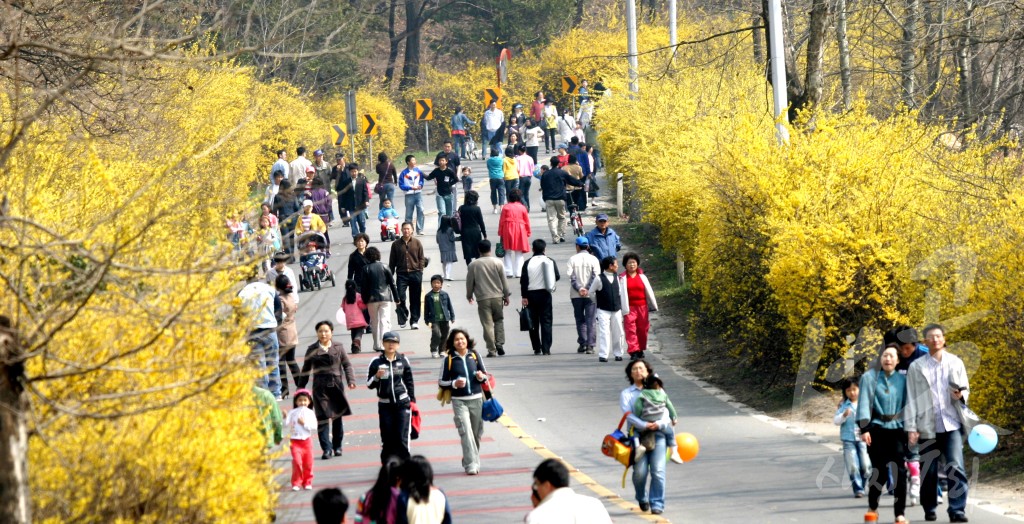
[285,389,318,490]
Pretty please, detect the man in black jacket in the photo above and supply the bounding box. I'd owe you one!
[540,156,584,243]
[389,223,427,328]
[366,331,416,463]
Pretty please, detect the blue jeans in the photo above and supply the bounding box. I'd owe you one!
[571,297,596,346]
[518,177,532,211]
[453,134,467,159]
[482,129,498,157]
[404,192,425,232]
[633,430,667,512]
[350,210,366,236]
[504,178,519,198]
[843,439,871,494]
[435,193,454,225]
[489,178,506,206]
[249,329,281,397]
[920,429,968,515]
[379,183,396,210]
[462,176,473,194]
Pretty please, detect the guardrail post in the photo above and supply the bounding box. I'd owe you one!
[616,172,624,218]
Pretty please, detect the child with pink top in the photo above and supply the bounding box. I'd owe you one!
[341,279,369,354]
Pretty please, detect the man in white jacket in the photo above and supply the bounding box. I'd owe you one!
[904,324,971,523]
[520,239,559,355]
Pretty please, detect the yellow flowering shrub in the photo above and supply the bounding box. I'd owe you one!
[582,16,1023,429]
[1,61,330,522]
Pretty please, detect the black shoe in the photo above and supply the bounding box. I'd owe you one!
[639,502,650,512]
[542,351,550,355]
[615,356,623,361]
[497,347,505,356]
[950,513,969,523]
[534,350,541,355]
[577,344,586,353]
[924,511,937,521]
[598,357,608,362]
[321,450,333,460]
[651,508,663,515]
[333,448,343,457]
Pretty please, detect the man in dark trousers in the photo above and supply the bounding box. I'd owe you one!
[540,156,584,243]
[520,239,560,355]
[388,222,427,329]
[366,331,415,464]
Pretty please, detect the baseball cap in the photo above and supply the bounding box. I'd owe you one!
[596,213,609,221]
[575,237,589,247]
[314,149,324,156]
[305,165,316,173]
[335,152,345,159]
[302,199,313,207]
[382,331,400,343]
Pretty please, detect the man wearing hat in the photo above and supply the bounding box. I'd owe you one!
[566,236,599,354]
[312,149,332,188]
[266,251,300,305]
[585,214,621,261]
[366,331,416,463]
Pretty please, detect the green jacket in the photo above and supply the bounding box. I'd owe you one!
[253,385,283,448]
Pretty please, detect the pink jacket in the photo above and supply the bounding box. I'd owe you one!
[498,202,531,253]
[341,293,369,329]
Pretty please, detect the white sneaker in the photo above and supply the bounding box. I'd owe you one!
[304,485,313,490]
[633,444,647,461]
[291,486,301,491]
[431,351,439,358]
[670,448,685,464]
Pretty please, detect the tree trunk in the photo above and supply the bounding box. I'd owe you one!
[799,0,831,116]
[752,11,765,65]
[835,0,852,110]
[956,0,975,121]
[0,316,30,524]
[901,0,920,108]
[572,0,585,28]
[399,0,422,90]
[923,0,945,117]
[384,0,401,88]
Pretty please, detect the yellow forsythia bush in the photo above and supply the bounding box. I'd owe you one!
[1,61,331,522]
[588,16,1024,431]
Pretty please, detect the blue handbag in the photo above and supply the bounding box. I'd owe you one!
[481,392,504,422]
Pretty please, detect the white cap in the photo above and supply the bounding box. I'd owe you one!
[302,199,313,207]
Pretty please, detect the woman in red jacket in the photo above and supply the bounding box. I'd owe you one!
[497,189,531,278]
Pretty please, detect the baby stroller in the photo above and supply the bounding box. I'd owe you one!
[296,231,335,291]
[380,217,400,242]
[567,200,585,239]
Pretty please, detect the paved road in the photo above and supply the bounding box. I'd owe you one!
[272,158,1022,524]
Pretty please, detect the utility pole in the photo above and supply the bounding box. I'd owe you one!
[626,0,639,94]
[767,0,790,143]
[669,0,677,62]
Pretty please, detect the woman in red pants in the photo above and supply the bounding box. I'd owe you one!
[620,252,658,360]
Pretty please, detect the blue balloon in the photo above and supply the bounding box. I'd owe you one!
[968,424,998,454]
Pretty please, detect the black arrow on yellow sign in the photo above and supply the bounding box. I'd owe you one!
[562,75,578,94]
[361,114,378,135]
[332,124,347,146]
[415,99,433,121]
[483,88,502,109]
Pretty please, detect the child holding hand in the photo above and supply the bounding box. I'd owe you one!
[632,374,684,464]
[285,389,318,490]
[834,377,870,498]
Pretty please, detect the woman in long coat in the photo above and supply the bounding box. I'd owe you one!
[456,190,487,265]
[298,320,357,460]
[497,188,531,277]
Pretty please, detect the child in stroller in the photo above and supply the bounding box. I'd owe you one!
[296,231,335,291]
[378,199,401,241]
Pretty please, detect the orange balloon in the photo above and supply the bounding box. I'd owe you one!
[675,432,699,462]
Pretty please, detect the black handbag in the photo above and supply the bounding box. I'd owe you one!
[518,307,532,331]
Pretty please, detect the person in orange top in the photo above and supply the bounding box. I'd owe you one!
[619,252,658,361]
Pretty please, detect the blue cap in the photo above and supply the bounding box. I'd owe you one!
[382,331,400,343]
[314,149,324,156]
[596,213,609,221]
[575,237,589,247]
